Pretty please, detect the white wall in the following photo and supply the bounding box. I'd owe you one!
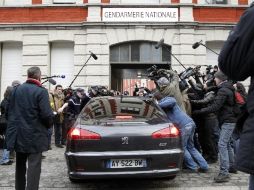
[1,42,23,99]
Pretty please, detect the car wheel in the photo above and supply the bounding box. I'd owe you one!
[69,177,80,183]
[167,175,176,180]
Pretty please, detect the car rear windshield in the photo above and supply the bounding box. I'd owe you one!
[80,97,168,126]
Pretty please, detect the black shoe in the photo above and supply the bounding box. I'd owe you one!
[207,159,218,164]
[214,173,230,183]
[55,144,64,148]
[0,160,13,165]
[48,146,52,150]
[229,167,238,174]
[182,168,198,173]
[198,168,209,173]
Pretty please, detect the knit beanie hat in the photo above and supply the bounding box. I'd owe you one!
[157,77,170,87]
[214,71,228,81]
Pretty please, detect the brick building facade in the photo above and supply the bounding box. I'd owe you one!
[0,0,249,97]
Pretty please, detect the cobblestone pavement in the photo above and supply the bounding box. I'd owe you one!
[0,145,249,190]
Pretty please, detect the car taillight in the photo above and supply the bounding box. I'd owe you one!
[68,128,101,140]
[152,124,180,139]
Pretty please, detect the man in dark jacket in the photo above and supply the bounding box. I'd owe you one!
[5,66,54,190]
[218,4,254,189]
[191,90,219,164]
[193,71,236,183]
[58,88,85,144]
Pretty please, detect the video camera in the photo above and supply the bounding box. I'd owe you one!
[146,65,172,82]
[89,85,113,97]
[147,65,161,81]
[205,65,213,75]
[179,65,201,80]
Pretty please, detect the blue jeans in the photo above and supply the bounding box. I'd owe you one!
[0,149,10,164]
[250,174,254,190]
[218,122,235,175]
[182,122,209,170]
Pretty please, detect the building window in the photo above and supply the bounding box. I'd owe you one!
[205,0,227,4]
[53,0,76,3]
[206,41,224,66]
[121,0,160,3]
[50,42,74,89]
[3,0,31,5]
[1,42,22,99]
[110,41,171,64]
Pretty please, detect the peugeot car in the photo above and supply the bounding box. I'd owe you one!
[65,96,183,182]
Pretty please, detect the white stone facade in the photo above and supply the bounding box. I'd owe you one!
[0,0,250,97]
[0,26,232,96]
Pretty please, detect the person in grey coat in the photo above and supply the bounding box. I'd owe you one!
[5,66,54,190]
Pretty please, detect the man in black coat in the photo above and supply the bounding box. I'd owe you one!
[5,66,54,190]
[218,4,254,189]
[192,71,237,183]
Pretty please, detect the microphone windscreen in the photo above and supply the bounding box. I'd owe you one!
[192,42,200,49]
[155,38,164,49]
[61,75,65,78]
[48,78,56,85]
[89,51,98,60]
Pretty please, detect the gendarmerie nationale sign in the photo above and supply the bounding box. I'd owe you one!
[102,8,178,22]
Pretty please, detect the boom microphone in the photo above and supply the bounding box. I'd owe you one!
[54,75,65,78]
[192,40,202,49]
[41,75,65,79]
[89,51,98,60]
[155,38,164,49]
[192,40,219,55]
[48,78,56,85]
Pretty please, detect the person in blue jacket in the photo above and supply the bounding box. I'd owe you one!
[154,91,208,172]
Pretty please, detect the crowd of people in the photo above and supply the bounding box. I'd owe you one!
[0,64,248,189]
[147,64,247,183]
[0,4,254,189]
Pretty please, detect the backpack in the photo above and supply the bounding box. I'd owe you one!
[235,91,245,105]
[233,91,246,117]
[232,91,248,140]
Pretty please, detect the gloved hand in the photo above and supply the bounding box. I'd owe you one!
[192,110,203,116]
[190,100,198,104]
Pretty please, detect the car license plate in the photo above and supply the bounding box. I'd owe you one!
[107,158,147,168]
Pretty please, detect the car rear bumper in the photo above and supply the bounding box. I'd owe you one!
[65,149,183,179]
[68,168,180,179]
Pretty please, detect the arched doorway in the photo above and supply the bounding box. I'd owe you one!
[110,41,172,95]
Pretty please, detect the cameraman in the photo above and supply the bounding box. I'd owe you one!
[156,69,186,113]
